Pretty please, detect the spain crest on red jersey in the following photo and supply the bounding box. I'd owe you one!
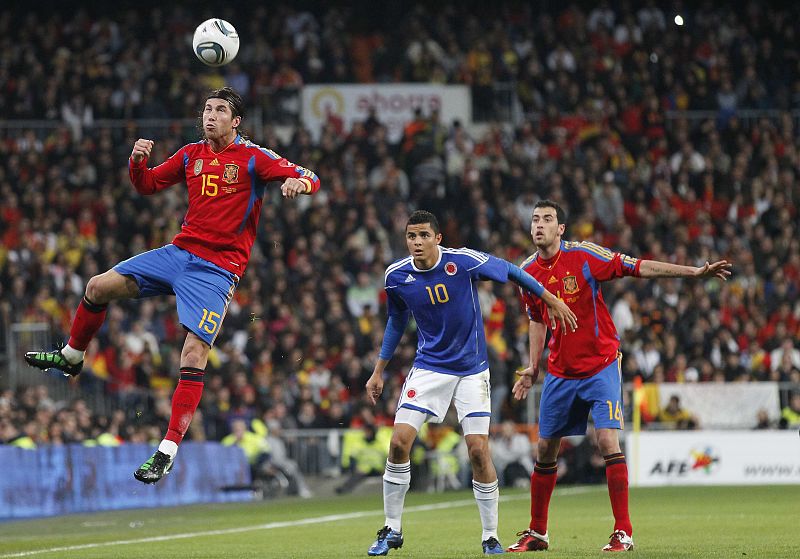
[562,275,579,294]
[223,163,239,183]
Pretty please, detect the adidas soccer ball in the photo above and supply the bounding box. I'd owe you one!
[192,18,239,67]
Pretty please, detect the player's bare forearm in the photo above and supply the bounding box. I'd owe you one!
[514,323,540,399]
[515,321,546,401]
[529,321,547,369]
[638,259,732,280]
[517,320,547,385]
[638,260,695,278]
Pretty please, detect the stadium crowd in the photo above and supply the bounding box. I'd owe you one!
[2,2,800,451]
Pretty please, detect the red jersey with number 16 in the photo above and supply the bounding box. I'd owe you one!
[519,240,641,379]
[129,134,320,275]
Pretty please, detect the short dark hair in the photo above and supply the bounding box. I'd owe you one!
[206,86,245,120]
[406,210,440,234]
[533,199,566,224]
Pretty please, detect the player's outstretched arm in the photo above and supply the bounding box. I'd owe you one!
[638,259,732,280]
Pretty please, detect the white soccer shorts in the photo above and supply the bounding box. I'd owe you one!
[396,367,491,424]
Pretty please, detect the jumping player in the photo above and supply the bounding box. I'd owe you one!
[24,87,320,484]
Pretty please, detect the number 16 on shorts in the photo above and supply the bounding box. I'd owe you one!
[606,399,624,428]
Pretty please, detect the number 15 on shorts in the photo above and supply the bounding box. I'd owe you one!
[198,309,221,334]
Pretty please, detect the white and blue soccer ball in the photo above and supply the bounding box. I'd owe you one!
[192,18,239,67]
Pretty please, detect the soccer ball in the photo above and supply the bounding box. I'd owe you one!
[192,18,239,67]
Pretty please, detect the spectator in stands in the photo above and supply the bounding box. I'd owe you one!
[490,421,534,488]
[657,395,698,430]
[336,423,391,494]
[559,425,606,485]
[779,392,800,429]
[753,409,774,430]
[221,418,270,478]
[259,413,314,498]
[593,171,624,231]
[0,420,36,449]
[770,338,800,377]
[346,271,381,318]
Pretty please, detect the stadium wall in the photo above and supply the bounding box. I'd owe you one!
[0,443,252,520]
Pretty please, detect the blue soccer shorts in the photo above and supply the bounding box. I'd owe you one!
[113,244,238,346]
[538,353,624,438]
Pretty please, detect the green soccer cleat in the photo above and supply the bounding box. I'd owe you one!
[134,450,175,484]
[24,348,83,377]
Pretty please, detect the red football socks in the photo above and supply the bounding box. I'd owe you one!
[529,461,558,534]
[604,453,633,535]
[67,297,108,351]
[165,367,205,444]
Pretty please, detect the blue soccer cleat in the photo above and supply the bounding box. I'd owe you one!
[483,537,504,554]
[368,526,403,556]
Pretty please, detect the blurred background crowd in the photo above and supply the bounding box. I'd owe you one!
[2,1,800,474]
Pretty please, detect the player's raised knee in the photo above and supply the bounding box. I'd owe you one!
[84,274,112,305]
[180,334,210,369]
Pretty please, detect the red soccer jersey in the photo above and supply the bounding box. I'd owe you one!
[129,135,320,275]
[520,240,642,379]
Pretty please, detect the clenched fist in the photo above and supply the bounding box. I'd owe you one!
[280,177,310,199]
[131,139,154,163]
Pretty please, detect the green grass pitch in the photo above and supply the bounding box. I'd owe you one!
[1,484,798,558]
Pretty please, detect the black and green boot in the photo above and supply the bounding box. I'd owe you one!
[134,450,175,484]
[24,348,83,377]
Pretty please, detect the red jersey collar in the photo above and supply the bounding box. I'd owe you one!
[207,134,242,155]
[535,240,564,270]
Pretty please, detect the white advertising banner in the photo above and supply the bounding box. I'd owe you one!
[656,382,780,428]
[627,431,800,487]
[301,84,472,143]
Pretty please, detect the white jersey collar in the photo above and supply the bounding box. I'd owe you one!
[411,246,443,272]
